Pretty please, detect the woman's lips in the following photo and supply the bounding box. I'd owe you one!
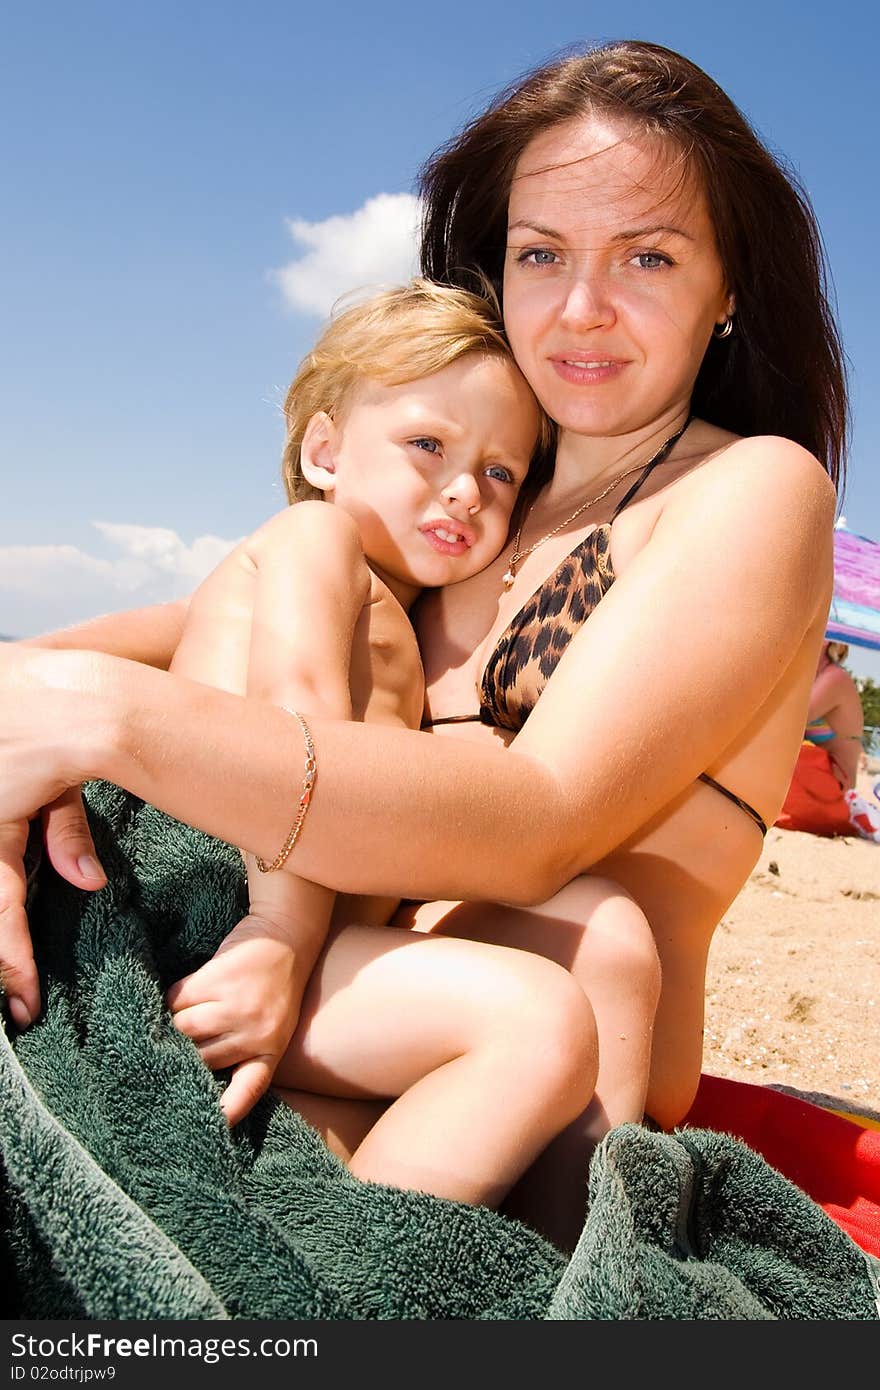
[550,356,628,385]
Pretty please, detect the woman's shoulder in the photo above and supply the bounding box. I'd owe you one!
[676,425,837,517]
[816,660,862,702]
[639,425,836,617]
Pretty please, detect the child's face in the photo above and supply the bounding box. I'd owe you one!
[308,354,540,600]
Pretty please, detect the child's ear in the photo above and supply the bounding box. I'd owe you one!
[300,412,339,495]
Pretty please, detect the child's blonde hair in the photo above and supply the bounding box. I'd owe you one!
[281,277,550,502]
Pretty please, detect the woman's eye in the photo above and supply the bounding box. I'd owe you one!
[631,251,671,270]
[516,248,558,267]
[485,464,514,484]
[411,437,441,454]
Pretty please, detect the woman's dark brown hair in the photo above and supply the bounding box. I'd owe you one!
[419,40,848,489]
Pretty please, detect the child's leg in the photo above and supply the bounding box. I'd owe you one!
[400,877,660,1247]
[407,877,660,1126]
[269,923,598,1208]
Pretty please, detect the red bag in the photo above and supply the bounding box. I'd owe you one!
[774,741,852,837]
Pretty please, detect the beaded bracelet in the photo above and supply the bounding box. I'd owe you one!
[255,707,317,873]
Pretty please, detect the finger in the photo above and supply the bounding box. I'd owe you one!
[165,973,194,1012]
[0,823,41,1026]
[42,789,106,890]
[167,975,240,1017]
[166,969,223,1013]
[220,1056,274,1126]
[196,1036,254,1070]
[169,1001,229,1041]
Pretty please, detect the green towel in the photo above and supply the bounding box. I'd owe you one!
[1,781,876,1321]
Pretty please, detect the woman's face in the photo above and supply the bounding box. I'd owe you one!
[502,115,731,438]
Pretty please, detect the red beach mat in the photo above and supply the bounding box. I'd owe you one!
[681,1073,880,1257]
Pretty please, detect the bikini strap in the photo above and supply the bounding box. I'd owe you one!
[421,714,483,729]
[698,772,769,837]
[611,414,693,520]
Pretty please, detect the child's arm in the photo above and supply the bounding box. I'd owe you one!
[167,503,371,1124]
[244,501,369,1016]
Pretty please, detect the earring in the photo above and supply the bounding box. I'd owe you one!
[713,315,734,339]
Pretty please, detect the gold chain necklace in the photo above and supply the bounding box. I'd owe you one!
[501,417,691,590]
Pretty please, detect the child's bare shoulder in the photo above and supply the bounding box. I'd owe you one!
[240,504,371,603]
[250,501,363,550]
[244,503,364,569]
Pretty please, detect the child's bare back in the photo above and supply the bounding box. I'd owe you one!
[173,503,424,728]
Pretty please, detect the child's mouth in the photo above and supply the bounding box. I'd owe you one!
[420,522,474,556]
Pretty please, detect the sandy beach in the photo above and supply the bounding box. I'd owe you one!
[701,764,880,1122]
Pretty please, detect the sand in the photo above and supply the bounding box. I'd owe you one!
[701,764,880,1122]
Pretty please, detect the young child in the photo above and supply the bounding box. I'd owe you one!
[161,280,655,1214]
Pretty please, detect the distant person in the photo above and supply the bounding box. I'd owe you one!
[805,641,864,790]
[777,640,879,840]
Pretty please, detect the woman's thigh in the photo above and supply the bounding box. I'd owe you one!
[273,920,585,1100]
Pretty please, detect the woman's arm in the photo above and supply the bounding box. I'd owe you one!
[12,598,192,963]
[20,599,189,668]
[0,439,836,911]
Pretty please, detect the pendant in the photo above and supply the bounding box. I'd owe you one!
[502,567,516,590]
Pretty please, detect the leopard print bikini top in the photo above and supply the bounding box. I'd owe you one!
[422,425,768,837]
[477,521,615,732]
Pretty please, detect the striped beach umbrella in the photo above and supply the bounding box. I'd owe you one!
[826,520,880,651]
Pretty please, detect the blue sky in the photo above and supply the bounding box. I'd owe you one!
[3,0,879,678]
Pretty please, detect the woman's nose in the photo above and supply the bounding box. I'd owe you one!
[559,275,616,332]
[442,471,482,516]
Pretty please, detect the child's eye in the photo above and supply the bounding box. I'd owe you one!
[485,464,515,484]
[411,437,441,454]
[630,251,673,270]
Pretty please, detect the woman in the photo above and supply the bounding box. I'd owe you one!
[0,41,843,1248]
[805,641,864,790]
[776,640,877,840]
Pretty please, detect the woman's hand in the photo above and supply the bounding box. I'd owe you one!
[0,817,39,1028]
[0,646,99,820]
[0,792,107,1031]
[0,646,112,1026]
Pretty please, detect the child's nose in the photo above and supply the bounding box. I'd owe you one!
[442,471,482,516]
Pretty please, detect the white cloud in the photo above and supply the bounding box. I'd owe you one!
[274,193,421,317]
[0,523,240,639]
[92,523,239,584]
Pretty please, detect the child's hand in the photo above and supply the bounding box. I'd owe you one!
[166,914,310,1126]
